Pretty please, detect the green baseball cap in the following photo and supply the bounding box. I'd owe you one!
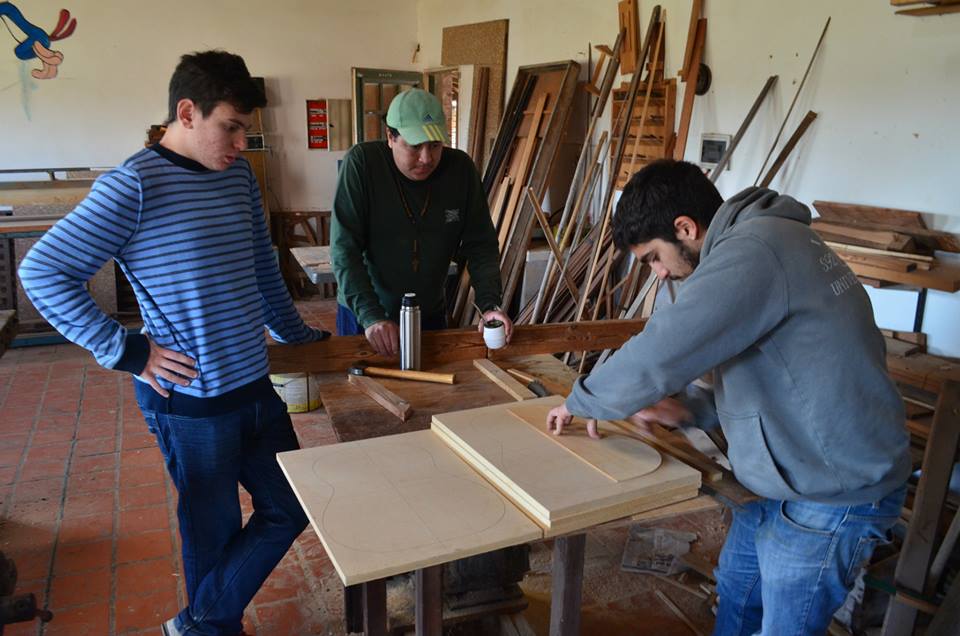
[385,88,449,145]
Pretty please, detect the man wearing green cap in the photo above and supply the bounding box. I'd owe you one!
[331,88,512,355]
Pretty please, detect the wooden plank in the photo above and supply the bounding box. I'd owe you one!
[754,17,831,186]
[679,0,704,81]
[710,76,778,183]
[656,590,706,636]
[431,395,701,535]
[497,93,548,251]
[0,215,61,236]
[826,241,934,263]
[0,181,93,206]
[277,430,543,586]
[882,381,960,634]
[758,110,818,189]
[549,533,586,636]
[363,578,388,636]
[508,403,663,482]
[473,358,536,401]
[813,219,916,252]
[415,565,443,636]
[673,19,706,160]
[618,0,640,75]
[0,310,17,360]
[813,200,928,229]
[897,3,960,15]
[836,252,917,273]
[526,188,580,301]
[487,318,647,360]
[272,316,649,377]
[885,336,921,358]
[887,351,960,395]
[321,354,579,443]
[841,260,960,292]
[347,373,412,421]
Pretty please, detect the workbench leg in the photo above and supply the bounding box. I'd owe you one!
[415,565,443,636]
[363,578,388,636]
[549,533,586,636]
[344,584,363,633]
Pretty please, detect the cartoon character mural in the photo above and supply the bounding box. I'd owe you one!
[0,2,76,79]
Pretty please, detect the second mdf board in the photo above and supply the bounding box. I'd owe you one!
[278,430,541,586]
[432,396,701,537]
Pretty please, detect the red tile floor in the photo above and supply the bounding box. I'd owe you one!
[0,298,725,635]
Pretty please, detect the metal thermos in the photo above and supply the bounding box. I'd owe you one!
[399,293,421,371]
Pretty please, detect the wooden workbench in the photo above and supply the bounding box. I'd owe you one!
[318,353,576,442]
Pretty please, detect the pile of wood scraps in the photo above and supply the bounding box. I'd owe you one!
[812,200,960,292]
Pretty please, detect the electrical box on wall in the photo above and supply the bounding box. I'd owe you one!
[700,133,731,171]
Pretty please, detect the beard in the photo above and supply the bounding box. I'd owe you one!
[670,242,700,280]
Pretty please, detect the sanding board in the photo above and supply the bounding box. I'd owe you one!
[507,403,662,482]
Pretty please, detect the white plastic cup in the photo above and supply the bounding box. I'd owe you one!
[483,319,507,350]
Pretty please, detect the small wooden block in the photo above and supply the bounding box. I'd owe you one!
[347,373,412,421]
[473,359,536,401]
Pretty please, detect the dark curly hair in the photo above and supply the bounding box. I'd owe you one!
[612,160,723,250]
[165,50,266,125]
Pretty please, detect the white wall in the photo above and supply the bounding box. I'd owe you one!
[417,0,960,356]
[0,0,419,210]
[3,1,958,353]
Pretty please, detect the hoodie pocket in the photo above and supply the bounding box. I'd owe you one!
[720,411,801,500]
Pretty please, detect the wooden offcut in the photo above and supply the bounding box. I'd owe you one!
[473,358,537,401]
[347,373,412,421]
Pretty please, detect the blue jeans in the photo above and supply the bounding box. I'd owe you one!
[140,393,308,635]
[336,304,447,336]
[712,486,905,636]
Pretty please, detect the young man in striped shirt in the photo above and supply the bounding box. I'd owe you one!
[19,51,327,636]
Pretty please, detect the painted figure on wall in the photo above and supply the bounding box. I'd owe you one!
[0,2,76,79]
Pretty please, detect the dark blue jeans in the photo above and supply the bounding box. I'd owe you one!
[712,485,905,636]
[140,392,308,635]
[336,303,447,335]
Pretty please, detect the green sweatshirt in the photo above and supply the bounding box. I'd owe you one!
[330,141,502,327]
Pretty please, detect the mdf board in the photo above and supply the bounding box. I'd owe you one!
[442,19,508,163]
[277,429,541,586]
[432,396,701,537]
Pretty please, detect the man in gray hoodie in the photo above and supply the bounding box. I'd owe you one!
[546,160,910,635]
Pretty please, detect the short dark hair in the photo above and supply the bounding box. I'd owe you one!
[166,50,266,125]
[612,160,723,250]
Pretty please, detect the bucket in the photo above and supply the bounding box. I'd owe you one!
[270,373,321,413]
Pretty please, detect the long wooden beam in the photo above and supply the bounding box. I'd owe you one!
[267,319,648,374]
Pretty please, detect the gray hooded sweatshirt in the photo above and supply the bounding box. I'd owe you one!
[566,188,911,505]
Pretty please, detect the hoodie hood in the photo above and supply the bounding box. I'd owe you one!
[701,187,812,259]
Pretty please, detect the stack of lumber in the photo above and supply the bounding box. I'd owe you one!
[518,5,665,337]
[450,59,582,326]
[812,201,960,292]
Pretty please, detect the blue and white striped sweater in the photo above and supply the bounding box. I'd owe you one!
[19,146,325,398]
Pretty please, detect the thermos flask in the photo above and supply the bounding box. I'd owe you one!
[399,292,421,371]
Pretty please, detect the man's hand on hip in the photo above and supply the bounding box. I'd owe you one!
[365,320,399,357]
[140,338,197,398]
